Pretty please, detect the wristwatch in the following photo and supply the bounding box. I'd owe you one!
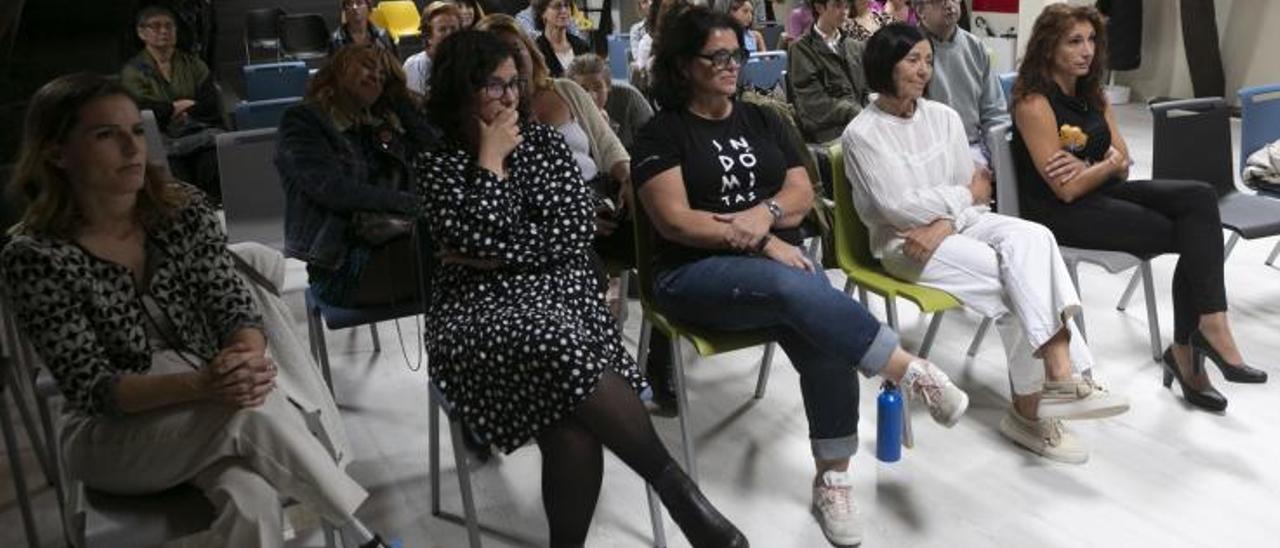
[764,199,783,225]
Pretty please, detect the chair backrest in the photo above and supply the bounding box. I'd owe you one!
[998,72,1016,108]
[244,8,285,46]
[1239,83,1280,174]
[741,51,787,91]
[374,0,422,41]
[985,122,1020,217]
[139,110,169,171]
[280,14,330,59]
[216,129,287,250]
[759,22,784,50]
[630,187,661,308]
[234,97,301,130]
[1150,97,1236,197]
[243,62,309,101]
[827,143,879,271]
[607,34,630,81]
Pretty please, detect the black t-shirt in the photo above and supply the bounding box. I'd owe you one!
[631,101,804,272]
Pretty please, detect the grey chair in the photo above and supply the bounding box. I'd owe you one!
[1,353,41,548]
[968,123,1164,362]
[1115,97,1280,309]
[140,109,170,173]
[215,128,287,251]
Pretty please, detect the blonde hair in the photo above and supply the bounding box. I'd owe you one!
[6,73,184,238]
[306,44,416,115]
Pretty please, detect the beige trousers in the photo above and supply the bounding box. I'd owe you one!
[60,352,368,548]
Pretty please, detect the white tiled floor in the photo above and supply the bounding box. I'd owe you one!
[4,103,1280,548]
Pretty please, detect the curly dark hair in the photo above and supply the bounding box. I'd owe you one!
[427,30,528,156]
[650,4,742,111]
[862,23,929,97]
[1012,3,1108,111]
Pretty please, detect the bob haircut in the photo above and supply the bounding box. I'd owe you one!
[649,4,742,111]
[862,22,930,97]
[427,30,527,156]
[6,73,185,238]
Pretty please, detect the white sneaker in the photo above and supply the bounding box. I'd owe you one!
[811,471,863,547]
[1039,376,1130,420]
[998,408,1089,464]
[900,359,969,427]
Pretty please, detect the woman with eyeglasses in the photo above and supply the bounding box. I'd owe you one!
[121,5,223,202]
[632,7,968,546]
[413,29,747,548]
[330,0,394,52]
[533,0,591,77]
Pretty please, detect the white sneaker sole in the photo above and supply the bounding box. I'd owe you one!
[998,415,1089,464]
[810,505,863,547]
[934,389,969,428]
[1038,394,1130,421]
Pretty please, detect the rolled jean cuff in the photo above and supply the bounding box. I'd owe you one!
[811,433,859,461]
[856,325,899,377]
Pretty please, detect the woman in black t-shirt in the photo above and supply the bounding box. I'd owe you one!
[1011,5,1266,414]
[631,7,969,544]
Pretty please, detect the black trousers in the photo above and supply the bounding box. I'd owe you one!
[1026,179,1227,344]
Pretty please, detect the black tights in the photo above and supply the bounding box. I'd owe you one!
[535,370,674,547]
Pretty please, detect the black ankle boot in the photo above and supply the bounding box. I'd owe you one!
[652,463,748,548]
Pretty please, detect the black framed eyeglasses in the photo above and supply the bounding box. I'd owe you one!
[483,77,526,99]
[695,49,747,70]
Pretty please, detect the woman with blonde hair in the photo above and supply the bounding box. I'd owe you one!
[276,44,439,307]
[2,72,392,548]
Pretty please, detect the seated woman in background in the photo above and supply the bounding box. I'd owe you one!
[121,5,223,202]
[633,8,967,546]
[415,29,747,548]
[330,0,394,52]
[566,53,654,150]
[1011,4,1266,414]
[276,45,438,307]
[842,23,1128,466]
[449,0,486,28]
[727,0,767,53]
[532,0,592,77]
[404,1,463,94]
[2,73,392,548]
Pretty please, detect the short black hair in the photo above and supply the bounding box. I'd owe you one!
[863,22,930,97]
[136,5,176,27]
[650,4,742,111]
[427,30,527,155]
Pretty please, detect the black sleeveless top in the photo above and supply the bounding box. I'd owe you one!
[1013,85,1116,217]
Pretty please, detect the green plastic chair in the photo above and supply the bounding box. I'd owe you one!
[632,196,778,483]
[827,144,962,358]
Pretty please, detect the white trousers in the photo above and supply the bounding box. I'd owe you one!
[916,213,1093,395]
[61,353,368,548]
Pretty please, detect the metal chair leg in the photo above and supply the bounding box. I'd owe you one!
[670,337,697,482]
[637,320,653,376]
[1223,232,1240,260]
[646,485,667,548]
[918,312,946,358]
[1266,241,1280,266]
[616,272,631,331]
[1117,269,1141,311]
[309,307,335,394]
[1066,262,1088,340]
[448,417,482,548]
[1,387,41,548]
[885,298,899,330]
[6,366,53,486]
[1140,262,1163,362]
[842,279,854,295]
[429,390,441,517]
[967,317,992,358]
[753,342,776,399]
[369,323,382,353]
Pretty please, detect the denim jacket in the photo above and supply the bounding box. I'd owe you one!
[275,100,439,269]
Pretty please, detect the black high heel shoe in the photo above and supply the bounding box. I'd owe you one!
[652,463,749,548]
[1161,347,1228,412]
[1190,330,1268,383]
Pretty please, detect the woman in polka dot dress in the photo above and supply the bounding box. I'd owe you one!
[414,30,747,547]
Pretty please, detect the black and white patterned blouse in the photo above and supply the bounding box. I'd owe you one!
[1,188,262,417]
[414,122,646,453]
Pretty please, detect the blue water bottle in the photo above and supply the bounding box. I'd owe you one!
[876,381,903,462]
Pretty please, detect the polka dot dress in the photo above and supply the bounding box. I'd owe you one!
[414,122,647,453]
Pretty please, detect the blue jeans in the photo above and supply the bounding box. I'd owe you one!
[653,254,899,460]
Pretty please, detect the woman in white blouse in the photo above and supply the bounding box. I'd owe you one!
[841,24,1127,464]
